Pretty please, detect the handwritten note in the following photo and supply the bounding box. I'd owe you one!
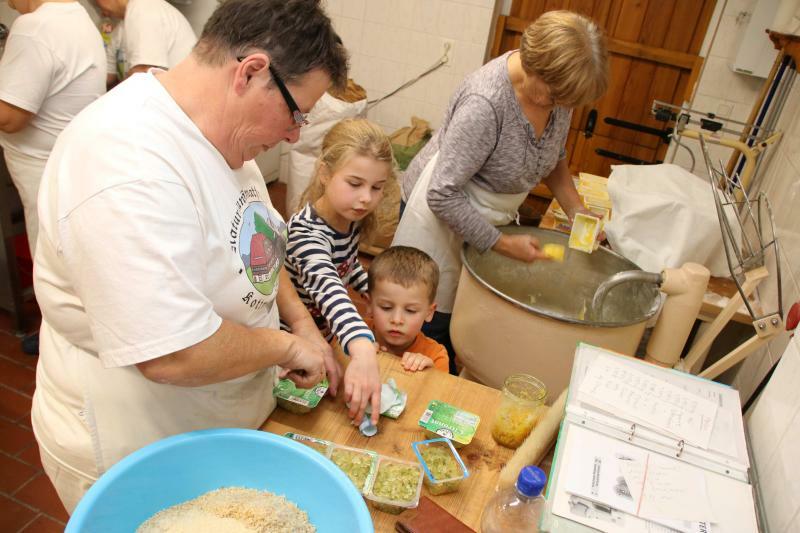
[578,355,718,448]
[619,456,714,523]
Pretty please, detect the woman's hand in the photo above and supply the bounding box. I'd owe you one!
[401,352,435,372]
[344,337,382,426]
[279,331,329,390]
[290,317,341,396]
[492,233,549,262]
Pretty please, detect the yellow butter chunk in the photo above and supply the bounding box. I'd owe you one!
[542,243,565,262]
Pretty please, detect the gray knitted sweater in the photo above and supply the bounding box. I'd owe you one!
[401,51,571,252]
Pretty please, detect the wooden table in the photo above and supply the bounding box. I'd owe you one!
[261,352,512,532]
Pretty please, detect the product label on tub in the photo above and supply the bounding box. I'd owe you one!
[418,400,480,446]
[273,377,328,407]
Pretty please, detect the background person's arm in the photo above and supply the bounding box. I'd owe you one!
[0,33,52,132]
[0,100,32,133]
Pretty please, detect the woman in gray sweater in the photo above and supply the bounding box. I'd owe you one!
[393,11,609,373]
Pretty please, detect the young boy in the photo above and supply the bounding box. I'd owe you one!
[365,246,449,372]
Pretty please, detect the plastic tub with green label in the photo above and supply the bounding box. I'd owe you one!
[418,400,480,448]
[273,377,328,414]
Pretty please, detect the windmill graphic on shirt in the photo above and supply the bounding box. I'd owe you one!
[238,203,286,296]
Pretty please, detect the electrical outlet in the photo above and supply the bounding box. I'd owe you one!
[441,39,454,67]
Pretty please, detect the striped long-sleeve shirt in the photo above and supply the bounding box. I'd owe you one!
[284,204,373,351]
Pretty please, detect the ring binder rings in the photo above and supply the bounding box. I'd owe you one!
[676,439,685,458]
[628,423,636,442]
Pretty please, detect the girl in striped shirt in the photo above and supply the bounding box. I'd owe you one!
[285,118,400,426]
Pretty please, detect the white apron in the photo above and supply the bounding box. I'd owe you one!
[392,152,528,312]
[3,149,45,255]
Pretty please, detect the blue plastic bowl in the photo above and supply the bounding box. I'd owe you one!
[67,428,373,533]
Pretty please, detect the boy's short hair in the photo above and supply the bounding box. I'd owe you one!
[367,246,439,303]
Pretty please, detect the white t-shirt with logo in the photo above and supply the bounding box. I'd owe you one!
[31,72,286,476]
[106,0,196,78]
[0,2,105,160]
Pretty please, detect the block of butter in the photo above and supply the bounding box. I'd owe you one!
[542,243,565,262]
[568,213,601,253]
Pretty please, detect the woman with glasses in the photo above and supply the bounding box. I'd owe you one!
[29,0,353,513]
[393,11,610,374]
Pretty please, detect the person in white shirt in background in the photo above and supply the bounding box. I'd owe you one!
[96,0,196,89]
[31,0,361,514]
[0,0,106,355]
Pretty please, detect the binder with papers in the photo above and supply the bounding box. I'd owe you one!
[540,343,758,533]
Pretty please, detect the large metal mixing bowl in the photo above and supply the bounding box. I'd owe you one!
[451,226,660,396]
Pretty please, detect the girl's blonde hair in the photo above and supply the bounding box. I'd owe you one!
[520,10,609,108]
[298,118,399,240]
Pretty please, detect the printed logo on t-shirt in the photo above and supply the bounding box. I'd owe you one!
[230,188,286,298]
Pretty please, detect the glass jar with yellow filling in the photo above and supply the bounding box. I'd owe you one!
[491,374,547,449]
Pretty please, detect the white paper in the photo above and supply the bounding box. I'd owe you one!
[619,457,714,522]
[578,355,718,448]
[557,426,711,533]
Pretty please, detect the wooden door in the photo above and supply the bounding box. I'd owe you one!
[491,0,716,177]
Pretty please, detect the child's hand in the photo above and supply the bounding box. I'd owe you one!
[401,352,434,372]
[344,337,382,426]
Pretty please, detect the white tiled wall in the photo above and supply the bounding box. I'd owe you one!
[325,0,496,133]
[669,0,764,175]
[747,333,800,531]
[729,79,800,403]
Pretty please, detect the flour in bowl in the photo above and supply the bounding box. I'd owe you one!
[137,487,315,533]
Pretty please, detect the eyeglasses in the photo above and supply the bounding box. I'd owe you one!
[268,65,309,127]
[237,56,309,128]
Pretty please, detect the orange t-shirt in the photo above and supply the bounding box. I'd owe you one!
[364,317,449,372]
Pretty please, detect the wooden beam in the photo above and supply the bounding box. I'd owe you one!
[503,15,529,34]
[500,15,697,70]
[607,39,698,70]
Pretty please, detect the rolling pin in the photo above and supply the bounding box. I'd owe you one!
[497,388,568,490]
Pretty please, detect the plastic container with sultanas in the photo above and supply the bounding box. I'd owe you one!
[412,438,469,495]
[328,444,378,494]
[365,456,424,515]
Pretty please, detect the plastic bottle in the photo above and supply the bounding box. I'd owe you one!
[480,465,547,533]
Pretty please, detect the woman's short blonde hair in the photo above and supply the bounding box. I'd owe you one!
[298,118,399,241]
[520,10,609,108]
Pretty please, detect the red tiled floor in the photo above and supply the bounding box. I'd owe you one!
[0,385,33,423]
[14,474,69,523]
[0,418,36,454]
[19,514,65,533]
[0,333,37,370]
[17,443,43,470]
[1,304,67,531]
[0,452,38,494]
[0,356,36,395]
[0,494,37,532]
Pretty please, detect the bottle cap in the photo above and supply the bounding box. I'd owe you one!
[516,465,547,497]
